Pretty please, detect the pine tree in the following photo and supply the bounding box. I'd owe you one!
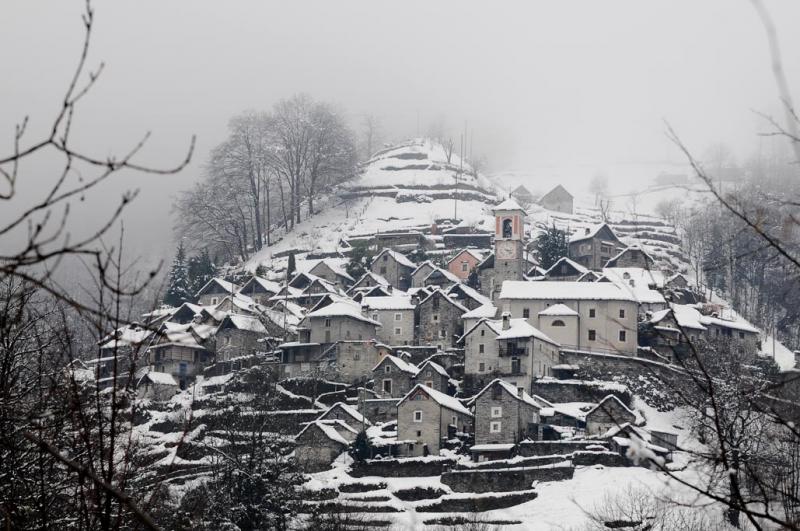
[345,243,373,280]
[287,252,297,279]
[164,241,192,306]
[349,430,373,463]
[535,224,568,270]
[187,248,217,295]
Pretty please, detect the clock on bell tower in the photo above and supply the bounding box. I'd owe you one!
[490,197,526,300]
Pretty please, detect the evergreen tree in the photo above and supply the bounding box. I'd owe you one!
[287,252,296,279]
[349,430,373,463]
[187,248,216,295]
[164,241,192,306]
[467,269,480,289]
[535,224,568,270]
[254,264,268,277]
[345,243,373,280]
[407,247,429,264]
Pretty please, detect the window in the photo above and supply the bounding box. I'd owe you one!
[451,415,457,426]
[432,297,440,310]
[480,329,485,337]
[738,332,745,340]
[416,430,422,437]
[589,308,596,318]
[413,410,422,422]
[490,421,502,433]
[619,330,627,342]
[461,262,469,272]
[372,313,379,321]
[325,318,331,327]
[588,329,597,341]
[383,379,392,393]
[380,266,387,274]
[425,381,433,388]
[478,343,485,354]
[439,330,447,339]
[210,297,218,305]
[522,308,530,318]
[619,308,625,319]
[394,327,402,335]
[394,313,402,321]
[385,365,391,373]
[324,330,331,342]
[491,406,502,418]
[433,314,439,321]
[551,320,565,327]
[502,218,513,238]
[382,254,388,262]
[479,362,485,372]
[353,352,360,360]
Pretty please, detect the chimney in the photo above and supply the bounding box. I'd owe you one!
[518,387,524,398]
[501,311,511,330]
[585,227,590,235]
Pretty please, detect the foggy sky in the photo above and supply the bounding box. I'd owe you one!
[2,0,800,261]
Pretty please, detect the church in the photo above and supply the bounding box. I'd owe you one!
[476,197,527,300]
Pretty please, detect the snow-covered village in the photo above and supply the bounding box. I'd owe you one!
[4,2,800,530]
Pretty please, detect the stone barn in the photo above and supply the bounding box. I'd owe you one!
[585,395,637,436]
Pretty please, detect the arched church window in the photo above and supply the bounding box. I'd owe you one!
[551,320,566,327]
[502,218,513,238]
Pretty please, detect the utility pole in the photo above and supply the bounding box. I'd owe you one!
[455,133,463,221]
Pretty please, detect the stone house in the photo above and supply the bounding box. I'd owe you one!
[417,289,467,349]
[146,324,213,389]
[414,360,450,394]
[538,184,573,214]
[319,340,389,385]
[468,379,548,456]
[410,260,438,288]
[370,249,417,291]
[195,278,240,306]
[544,256,589,281]
[237,276,281,306]
[349,271,391,293]
[510,184,536,207]
[604,246,655,269]
[446,249,484,281]
[373,354,419,398]
[93,323,152,388]
[317,402,372,432]
[461,314,560,394]
[422,267,461,289]
[666,273,689,289]
[362,295,415,346]
[585,395,637,436]
[302,299,381,344]
[699,313,761,354]
[568,223,625,271]
[396,384,473,457]
[294,420,356,472]
[214,314,268,361]
[446,283,492,311]
[166,302,205,324]
[136,371,179,401]
[499,281,639,355]
[308,259,355,290]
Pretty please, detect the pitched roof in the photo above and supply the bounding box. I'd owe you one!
[320,402,372,426]
[499,281,638,302]
[447,283,492,308]
[416,360,449,378]
[411,260,437,277]
[461,303,498,320]
[419,288,468,312]
[460,317,557,345]
[446,248,484,266]
[467,378,548,409]
[538,303,579,317]
[373,248,416,269]
[568,223,618,244]
[398,384,472,417]
[195,277,239,298]
[353,271,390,288]
[362,295,415,311]
[139,370,178,387]
[308,258,355,282]
[491,197,524,212]
[604,245,655,268]
[238,276,282,296]
[218,314,268,334]
[602,268,667,305]
[545,256,589,276]
[306,299,381,326]
[373,354,418,375]
[424,267,461,285]
[540,184,573,202]
[585,395,637,420]
[295,419,354,446]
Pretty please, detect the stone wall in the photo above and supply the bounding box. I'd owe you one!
[361,398,398,424]
[518,440,609,457]
[441,464,575,493]
[348,457,456,478]
[571,450,627,467]
[454,455,564,470]
[417,490,538,512]
[418,292,465,348]
[531,378,632,406]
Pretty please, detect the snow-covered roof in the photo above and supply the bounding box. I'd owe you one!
[423,266,461,285]
[499,281,638,302]
[604,245,654,268]
[660,304,706,331]
[195,277,239,297]
[354,271,390,288]
[447,248,484,265]
[416,360,449,378]
[568,223,616,244]
[538,303,579,317]
[320,401,372,426]
[238,276,282,296]
[219,314,268,334]
[307,258,355,282]
[373,354,418,375]
[295,419,354,446]
[602,268,668,305]
[419,288,468,312]
[398,384,472,417]
[492,197,524,211]
[462,302,498,320]
[374,248,416,269]
[448,283,492,308]
[306,300,381,326]
[467,378,548,409]
[362,295,415,311]
[140,371,178,386]
[411,260,437,277]
[585,395,636,420]
[470,443,515,452]
[98,324,152,350]
[545,256,589,276]
[460,317,557,345]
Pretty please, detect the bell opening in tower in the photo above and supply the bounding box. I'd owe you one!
[502,218,513,239]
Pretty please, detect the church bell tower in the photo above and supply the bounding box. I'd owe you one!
[491,198,526,300]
